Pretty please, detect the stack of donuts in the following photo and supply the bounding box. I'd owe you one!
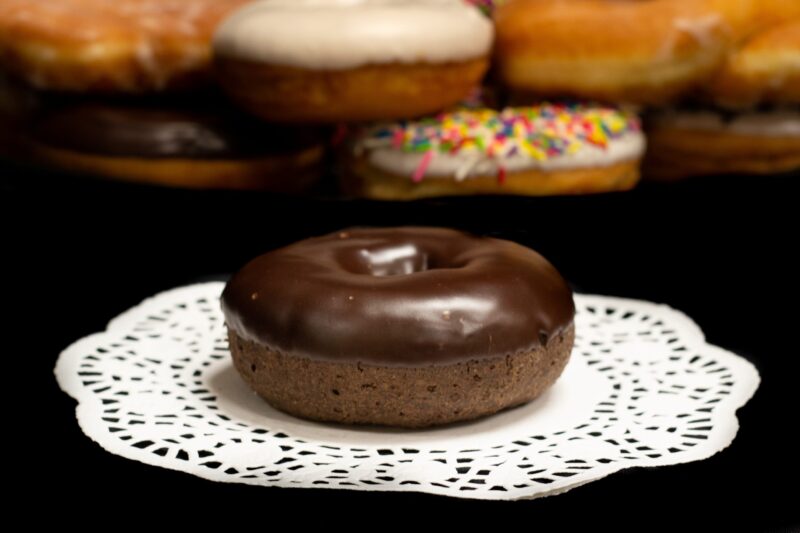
[0,0,326,191]
[212,0,647,198]
[0,0,797,194]
[493,0,800,181]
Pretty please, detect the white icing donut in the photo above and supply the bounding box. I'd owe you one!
[367,135,645,178]
[213,0,493,69]
[354,104,646,180]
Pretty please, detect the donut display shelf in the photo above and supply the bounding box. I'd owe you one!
[56,282,759,500]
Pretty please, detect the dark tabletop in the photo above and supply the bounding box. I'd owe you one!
[6,162,799,530]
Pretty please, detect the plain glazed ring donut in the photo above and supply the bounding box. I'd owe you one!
[494,0,736,105]
[221,227,575,428]
[213,0,493,122]
[705,20,800,108]
[344,103,645,199]
[0,0,250,92]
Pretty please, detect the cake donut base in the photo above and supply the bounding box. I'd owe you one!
[644,128,800,180]
[25,141,325,191]
[228,325,574,428]
[344,158,641,200]
[216,58,488,123]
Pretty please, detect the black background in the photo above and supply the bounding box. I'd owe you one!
[6,163,799,530]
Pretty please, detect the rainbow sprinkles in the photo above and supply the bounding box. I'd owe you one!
[357,103,644,183]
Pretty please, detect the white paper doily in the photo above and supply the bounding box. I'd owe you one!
[56,282,759,500]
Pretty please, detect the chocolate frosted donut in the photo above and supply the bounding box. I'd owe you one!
[30,100,321,159]
[222,227,575,428]
[20,96,325,191]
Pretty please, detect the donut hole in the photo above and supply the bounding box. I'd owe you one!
[341,243,446,277]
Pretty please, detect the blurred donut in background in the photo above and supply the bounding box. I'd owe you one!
[0,0,796,191]
[706,20,800,108]
[23,96,327,190]
[342,102,645,199]
[0,0,331,192]
[213,0,494,123]
[0,0,250,92]
[643,107,800,180]
[494,0,736,105]
[645,10,800,180]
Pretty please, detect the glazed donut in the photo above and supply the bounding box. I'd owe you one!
[343,102,645,199]
[494,0,737,105]
[221,227,575,428]
[0,0,250,92]
[213,0,493,123]
[733,0,800,35]
[22,97,326,191]
[705,20,800,109]
[644,108,800,180]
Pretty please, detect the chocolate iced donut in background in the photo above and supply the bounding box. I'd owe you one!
[23,95,326,190]
[221,227,575,428]
[0,0,251,92]
[0,0,326,189]
[213,0,493,122]
[343,103,645,200]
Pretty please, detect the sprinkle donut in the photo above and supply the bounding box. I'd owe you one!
[344,102,645,199]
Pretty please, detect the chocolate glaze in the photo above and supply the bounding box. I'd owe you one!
[30,98,322,158]
[221,227,575,367]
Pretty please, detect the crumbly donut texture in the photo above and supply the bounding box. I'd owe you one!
[228,323,574,428]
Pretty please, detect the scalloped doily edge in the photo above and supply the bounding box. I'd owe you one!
[55,282,761,500]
